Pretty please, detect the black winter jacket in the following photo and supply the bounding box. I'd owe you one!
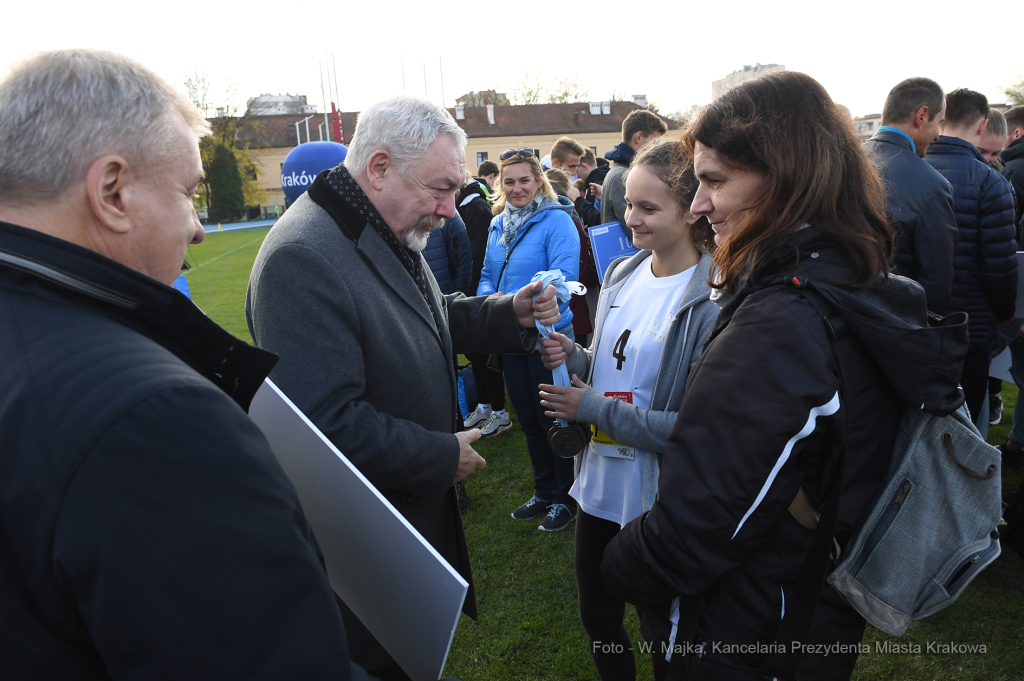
[423,213,473,295]
[575,164,610,228]
[0,221,375,680]
[456,180,493,293]
[999,137,1024,233]
[864,129,958,314]
[925,135,1018,350]
[602,228,968,680]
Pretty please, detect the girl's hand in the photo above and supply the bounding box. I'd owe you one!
[539,331,574,370]
[539,375,590,422]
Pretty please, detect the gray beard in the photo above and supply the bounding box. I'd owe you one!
[405,215,444,252]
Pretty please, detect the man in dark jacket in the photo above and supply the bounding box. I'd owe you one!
[424,213,473,295]
[574,147,609,228]
[864,77,957,314]
[456,178,493,293]
[601,110,668,226]
[1001,106,1024,230]
[0,49,378,681]
[246,95,561,678]
[926,88,1019,423]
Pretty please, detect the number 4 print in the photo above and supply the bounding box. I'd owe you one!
[612,329,631,371]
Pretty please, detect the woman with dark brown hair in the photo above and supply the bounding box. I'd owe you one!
[600,72,968,680]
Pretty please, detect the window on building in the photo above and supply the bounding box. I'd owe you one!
[477,152,488,165]
[532,149,540,158]
[590,146,597,154]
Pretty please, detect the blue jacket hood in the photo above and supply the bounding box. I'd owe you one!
[604,142,636,165]
[926,135,986,163]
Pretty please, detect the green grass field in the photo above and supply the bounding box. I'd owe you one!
[185,228,1024,680]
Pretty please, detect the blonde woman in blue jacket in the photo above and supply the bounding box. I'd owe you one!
[477,148,580,532]
[538,139,719,679]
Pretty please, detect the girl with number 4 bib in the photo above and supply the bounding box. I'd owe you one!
[538,139,720,681]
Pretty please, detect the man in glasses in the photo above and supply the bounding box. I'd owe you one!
[247,96,561,680]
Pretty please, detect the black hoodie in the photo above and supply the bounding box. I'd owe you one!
[602,227,967,679]
[456,179,494,293]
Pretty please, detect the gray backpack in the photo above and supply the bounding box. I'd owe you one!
[792,287,1004,637]
[825,403,1002,635]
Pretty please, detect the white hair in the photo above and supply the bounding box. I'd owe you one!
[344,95,467,179]
[0,49,209,206]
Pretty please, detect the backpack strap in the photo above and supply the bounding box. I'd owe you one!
[759,280,855,681]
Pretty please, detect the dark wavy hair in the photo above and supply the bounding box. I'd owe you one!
[626,138,716,252]
[684,71,892,290]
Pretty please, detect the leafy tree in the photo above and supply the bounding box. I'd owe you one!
[207,143,245,214]
[1007,77,1024,107]
[547,75,589,104]
[511,72,545,105]
[184,73,266,210]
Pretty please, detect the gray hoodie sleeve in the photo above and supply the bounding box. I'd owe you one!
[574,305,719,454]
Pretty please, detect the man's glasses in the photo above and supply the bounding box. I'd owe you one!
[499,148,535,161]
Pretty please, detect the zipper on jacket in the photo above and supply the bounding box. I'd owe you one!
[0,249,137,309]
[848,479,912,575]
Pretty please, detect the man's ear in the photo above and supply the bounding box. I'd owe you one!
[975,117,989,139]
[85,155,133,235]
[913,105,930,130]
[366,150,392,192]
[630,131,644,148]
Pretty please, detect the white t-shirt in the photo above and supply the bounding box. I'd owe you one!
[571,256,695,527]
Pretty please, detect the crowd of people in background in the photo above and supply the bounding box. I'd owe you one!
[3,46,1024,681]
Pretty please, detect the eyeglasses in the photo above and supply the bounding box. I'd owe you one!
[499,148,535,161]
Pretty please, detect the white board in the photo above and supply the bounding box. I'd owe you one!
[248,379,468,681]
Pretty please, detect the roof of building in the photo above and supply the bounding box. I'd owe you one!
[449,101,646,138]
[225,101,653,148]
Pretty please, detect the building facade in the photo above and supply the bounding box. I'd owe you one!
[232,99,656,209]
[712,64,785,100]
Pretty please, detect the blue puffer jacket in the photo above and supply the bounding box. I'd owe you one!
[477,196,580,331]
[423,213,473,295]
[925,136,1018,351]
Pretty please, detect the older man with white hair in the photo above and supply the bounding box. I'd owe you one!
[0,50,380,680]
[246,96,561,679]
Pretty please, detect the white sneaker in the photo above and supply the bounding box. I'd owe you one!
[481,412,513,438]
[464,408,490,430]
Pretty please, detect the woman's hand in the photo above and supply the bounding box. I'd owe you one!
[539,331,574,370]
[567,184,581,201]
[539,374,590,422]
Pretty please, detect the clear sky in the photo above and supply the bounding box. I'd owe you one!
[2,0,1019,120]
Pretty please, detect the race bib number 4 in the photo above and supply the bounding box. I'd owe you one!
[592,392,635,460]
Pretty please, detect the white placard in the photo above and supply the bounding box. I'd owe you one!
[248,379,468,681]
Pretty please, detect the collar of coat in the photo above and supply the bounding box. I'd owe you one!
[0,220,277,411]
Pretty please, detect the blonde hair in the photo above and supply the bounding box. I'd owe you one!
[545,168,572,197]
[491,152,557,215]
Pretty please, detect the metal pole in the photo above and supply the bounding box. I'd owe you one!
[439,56,445,107]
[332,53,340,109]
[423,63,428,98]
[294,120,302,145]
[304,115,312,144]
[319,122,325,141]
[319,62,331,141]
[400,55,406,91]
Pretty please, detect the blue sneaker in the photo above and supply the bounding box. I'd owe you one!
[538,503,577,532]
[511,495,552,520]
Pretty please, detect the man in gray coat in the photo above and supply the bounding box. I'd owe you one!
[246,95,560,680]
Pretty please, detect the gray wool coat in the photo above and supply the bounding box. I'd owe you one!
[246,173,535,668]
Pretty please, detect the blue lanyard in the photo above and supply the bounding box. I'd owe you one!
[531,270,573,427]
[878,126,916,154]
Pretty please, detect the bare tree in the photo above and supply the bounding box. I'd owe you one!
[664,104,703,127]
[547,75,589,104]
[511,72,545,105]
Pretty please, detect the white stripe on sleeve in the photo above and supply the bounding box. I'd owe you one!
[731,391,840,540]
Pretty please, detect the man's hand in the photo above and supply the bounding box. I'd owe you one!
[539,331,574,370]
[589,183,602,201]
[567,184,581,201]
[1018,323,1024,340]
[455,429,486,484]
[539,375,591,422]
[513,280,561,328]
